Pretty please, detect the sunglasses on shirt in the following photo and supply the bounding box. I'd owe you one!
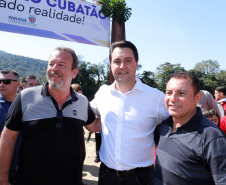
[0,79,18,85]
[56,111,63,135]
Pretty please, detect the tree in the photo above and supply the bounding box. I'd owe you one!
[188,69,206,91]
[138,71,157,88]
[194,59,220,77]
[155,62,184,92]
[192,60,221,94]
[72,60,108,100]
[72,61,96,100]
[99,0,132,24]
[216,70,226,87]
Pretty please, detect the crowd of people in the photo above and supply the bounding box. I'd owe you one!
[0,41,225,185]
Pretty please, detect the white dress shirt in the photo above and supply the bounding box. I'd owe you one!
[91,78,169,170]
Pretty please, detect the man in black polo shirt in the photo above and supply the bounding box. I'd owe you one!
[154,70,226,185]
[0,47,95,185]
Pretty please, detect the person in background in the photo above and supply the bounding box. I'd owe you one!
[154,70,226,185]
[201,109,220,127]
[13,75,39,183]
[0,47,95,185]
[0,70,20,184]
[197,90,221,118]
[86,40,169,185]
[220,115,226,134]
[71,83,82,94]
[201,108,213,119]
[214,86,226,116]
[71,83,87,185]
[209,109,221,126]
[21,75,38,89]
[17,85,23,93]
[94,132,101,163]
[0,70,20,134]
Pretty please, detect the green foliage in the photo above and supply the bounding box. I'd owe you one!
[138,71,158,88]
[99,0,132,23]
[216,70,226,87]
[72,59,109,101]
[190,60,221,94]
[0,50,48,84]
[194,59,220,76]
[155,62,184,92]
[1,50,225,100]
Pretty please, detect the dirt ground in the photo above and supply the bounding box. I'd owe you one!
[82,130,101,185]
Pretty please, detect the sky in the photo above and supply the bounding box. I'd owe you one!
[0,0,226,73]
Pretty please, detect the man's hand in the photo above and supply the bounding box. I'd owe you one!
[0,128,19,184]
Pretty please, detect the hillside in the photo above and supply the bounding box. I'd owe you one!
[0,50,48,80]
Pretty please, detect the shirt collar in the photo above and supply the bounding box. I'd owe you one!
[41,82,78,102]
[167,107,203,131]
[217,98,226,103]
[110,76,144,93]
[0,94,10,103]
[133,77,143,92]
[182,107,203,131]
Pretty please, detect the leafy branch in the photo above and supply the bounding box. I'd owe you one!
[99,0,132,23]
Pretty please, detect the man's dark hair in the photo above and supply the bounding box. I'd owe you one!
[167,70,200,95]
[22,75,37,84]
[54,47,79,70]
[215,86,226,96]
[109,40,139,62]
[0,70,19,79]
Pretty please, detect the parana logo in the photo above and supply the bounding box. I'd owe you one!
[29,15,36,24]
[8,16,27,23]
[8,15,37,27]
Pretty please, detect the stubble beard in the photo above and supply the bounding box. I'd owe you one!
[47,71,64,89]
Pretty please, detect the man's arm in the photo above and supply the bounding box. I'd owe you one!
[0,127,19,185]
[85,118,102,133]
[206,136,226,184]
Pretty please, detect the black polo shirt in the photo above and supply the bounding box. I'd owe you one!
[154,107,226,185]
[6,82,95,185]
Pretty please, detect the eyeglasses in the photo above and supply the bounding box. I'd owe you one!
[0,79,18,85]
[56,111,63,135]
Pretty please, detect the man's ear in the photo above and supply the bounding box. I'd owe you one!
[72,69,79,79]
[195,91,202,105]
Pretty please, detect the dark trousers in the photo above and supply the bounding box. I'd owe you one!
[95,132,101,155]
[98,163,154,185]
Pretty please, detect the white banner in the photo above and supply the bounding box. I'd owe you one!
[0,0,110,47]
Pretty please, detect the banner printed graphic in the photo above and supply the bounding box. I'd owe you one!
[0,0,110,47]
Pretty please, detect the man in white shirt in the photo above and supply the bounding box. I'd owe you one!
[86,40,169,185]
